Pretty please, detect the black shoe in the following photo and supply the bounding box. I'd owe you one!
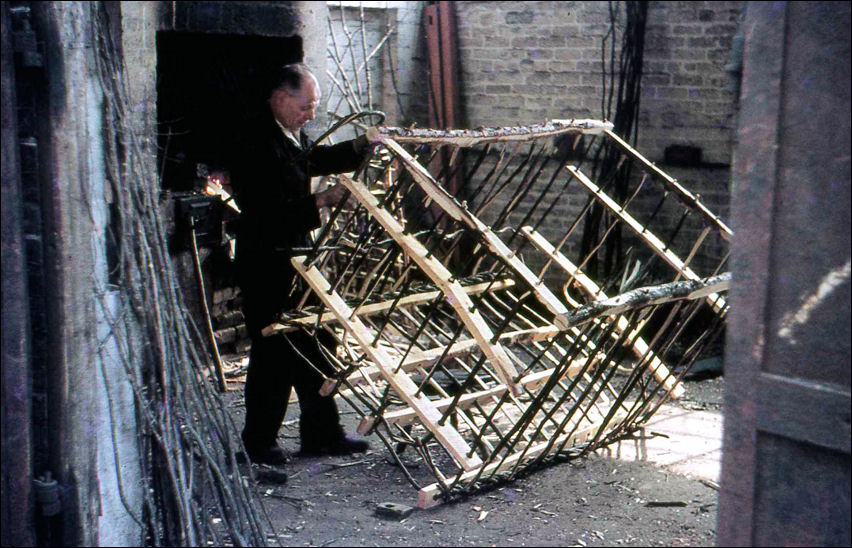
[245,444,289,466]
[300,434,370,457]
[328,434,370,456]
[253,468,289,485]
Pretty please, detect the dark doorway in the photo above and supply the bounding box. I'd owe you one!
[156,32,302,190]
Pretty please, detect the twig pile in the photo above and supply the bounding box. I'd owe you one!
[90,4,274,545]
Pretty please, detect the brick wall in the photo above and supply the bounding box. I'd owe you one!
[449,1,738,282]
[639,1,741,165]
[454,1,740,162]
[455,1,615,126]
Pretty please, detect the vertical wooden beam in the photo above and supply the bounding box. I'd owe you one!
[1,4,34,544]
[437,1,460,131]
[424,3,443,129]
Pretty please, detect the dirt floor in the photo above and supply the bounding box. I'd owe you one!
[224,368,725,547]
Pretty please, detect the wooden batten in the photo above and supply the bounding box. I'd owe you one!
[358,358,591,434]
[521,226,685,398]
[261,278,516,337]
[292,259,483,470]
[335,324,562,395]
[566,165,727,314]
[383,138,571,328]
[603,129,733,242]
[338,174,522,395]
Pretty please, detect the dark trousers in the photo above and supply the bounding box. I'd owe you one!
[241,330,345,453]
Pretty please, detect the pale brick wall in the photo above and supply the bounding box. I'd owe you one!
[449,1,738,283]
[455,1,617,126]
[454,1,740,162]
[639,1,741,165]
[382,1,430,126]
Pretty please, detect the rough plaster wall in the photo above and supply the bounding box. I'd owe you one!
[121,2,158,161]
[88,73,144,547]
[383,1,429,127]
[298,2,332,135]
[82,5,160,544]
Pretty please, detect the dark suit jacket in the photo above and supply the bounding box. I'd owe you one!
[230,109,365,336]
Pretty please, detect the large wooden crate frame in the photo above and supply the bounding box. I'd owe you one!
[263,119,730,507]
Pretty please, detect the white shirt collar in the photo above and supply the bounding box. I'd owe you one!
[273,118,302,149]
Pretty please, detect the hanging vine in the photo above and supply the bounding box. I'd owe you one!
[581,0,648,282]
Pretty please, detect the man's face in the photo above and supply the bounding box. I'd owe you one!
[273,76,321,132]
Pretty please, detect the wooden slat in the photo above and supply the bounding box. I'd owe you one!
[358,359,590,433]
[327,324,561,395]
[566,165,727,314]
[262,278,516,337]
[521,226,685,398]
[604,129,733,242]
[338,174,523,394]
[416,411,630,508]
[383,138,571,329]
[292,259,483,470]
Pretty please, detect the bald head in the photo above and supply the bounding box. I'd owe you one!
[269,64,321,132]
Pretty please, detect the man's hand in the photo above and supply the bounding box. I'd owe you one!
[365,126,386,146]
[314,181,356,209]
[209,170,231,188]
[353,127,387,155]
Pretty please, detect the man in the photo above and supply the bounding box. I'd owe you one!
[228,63,380,465]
